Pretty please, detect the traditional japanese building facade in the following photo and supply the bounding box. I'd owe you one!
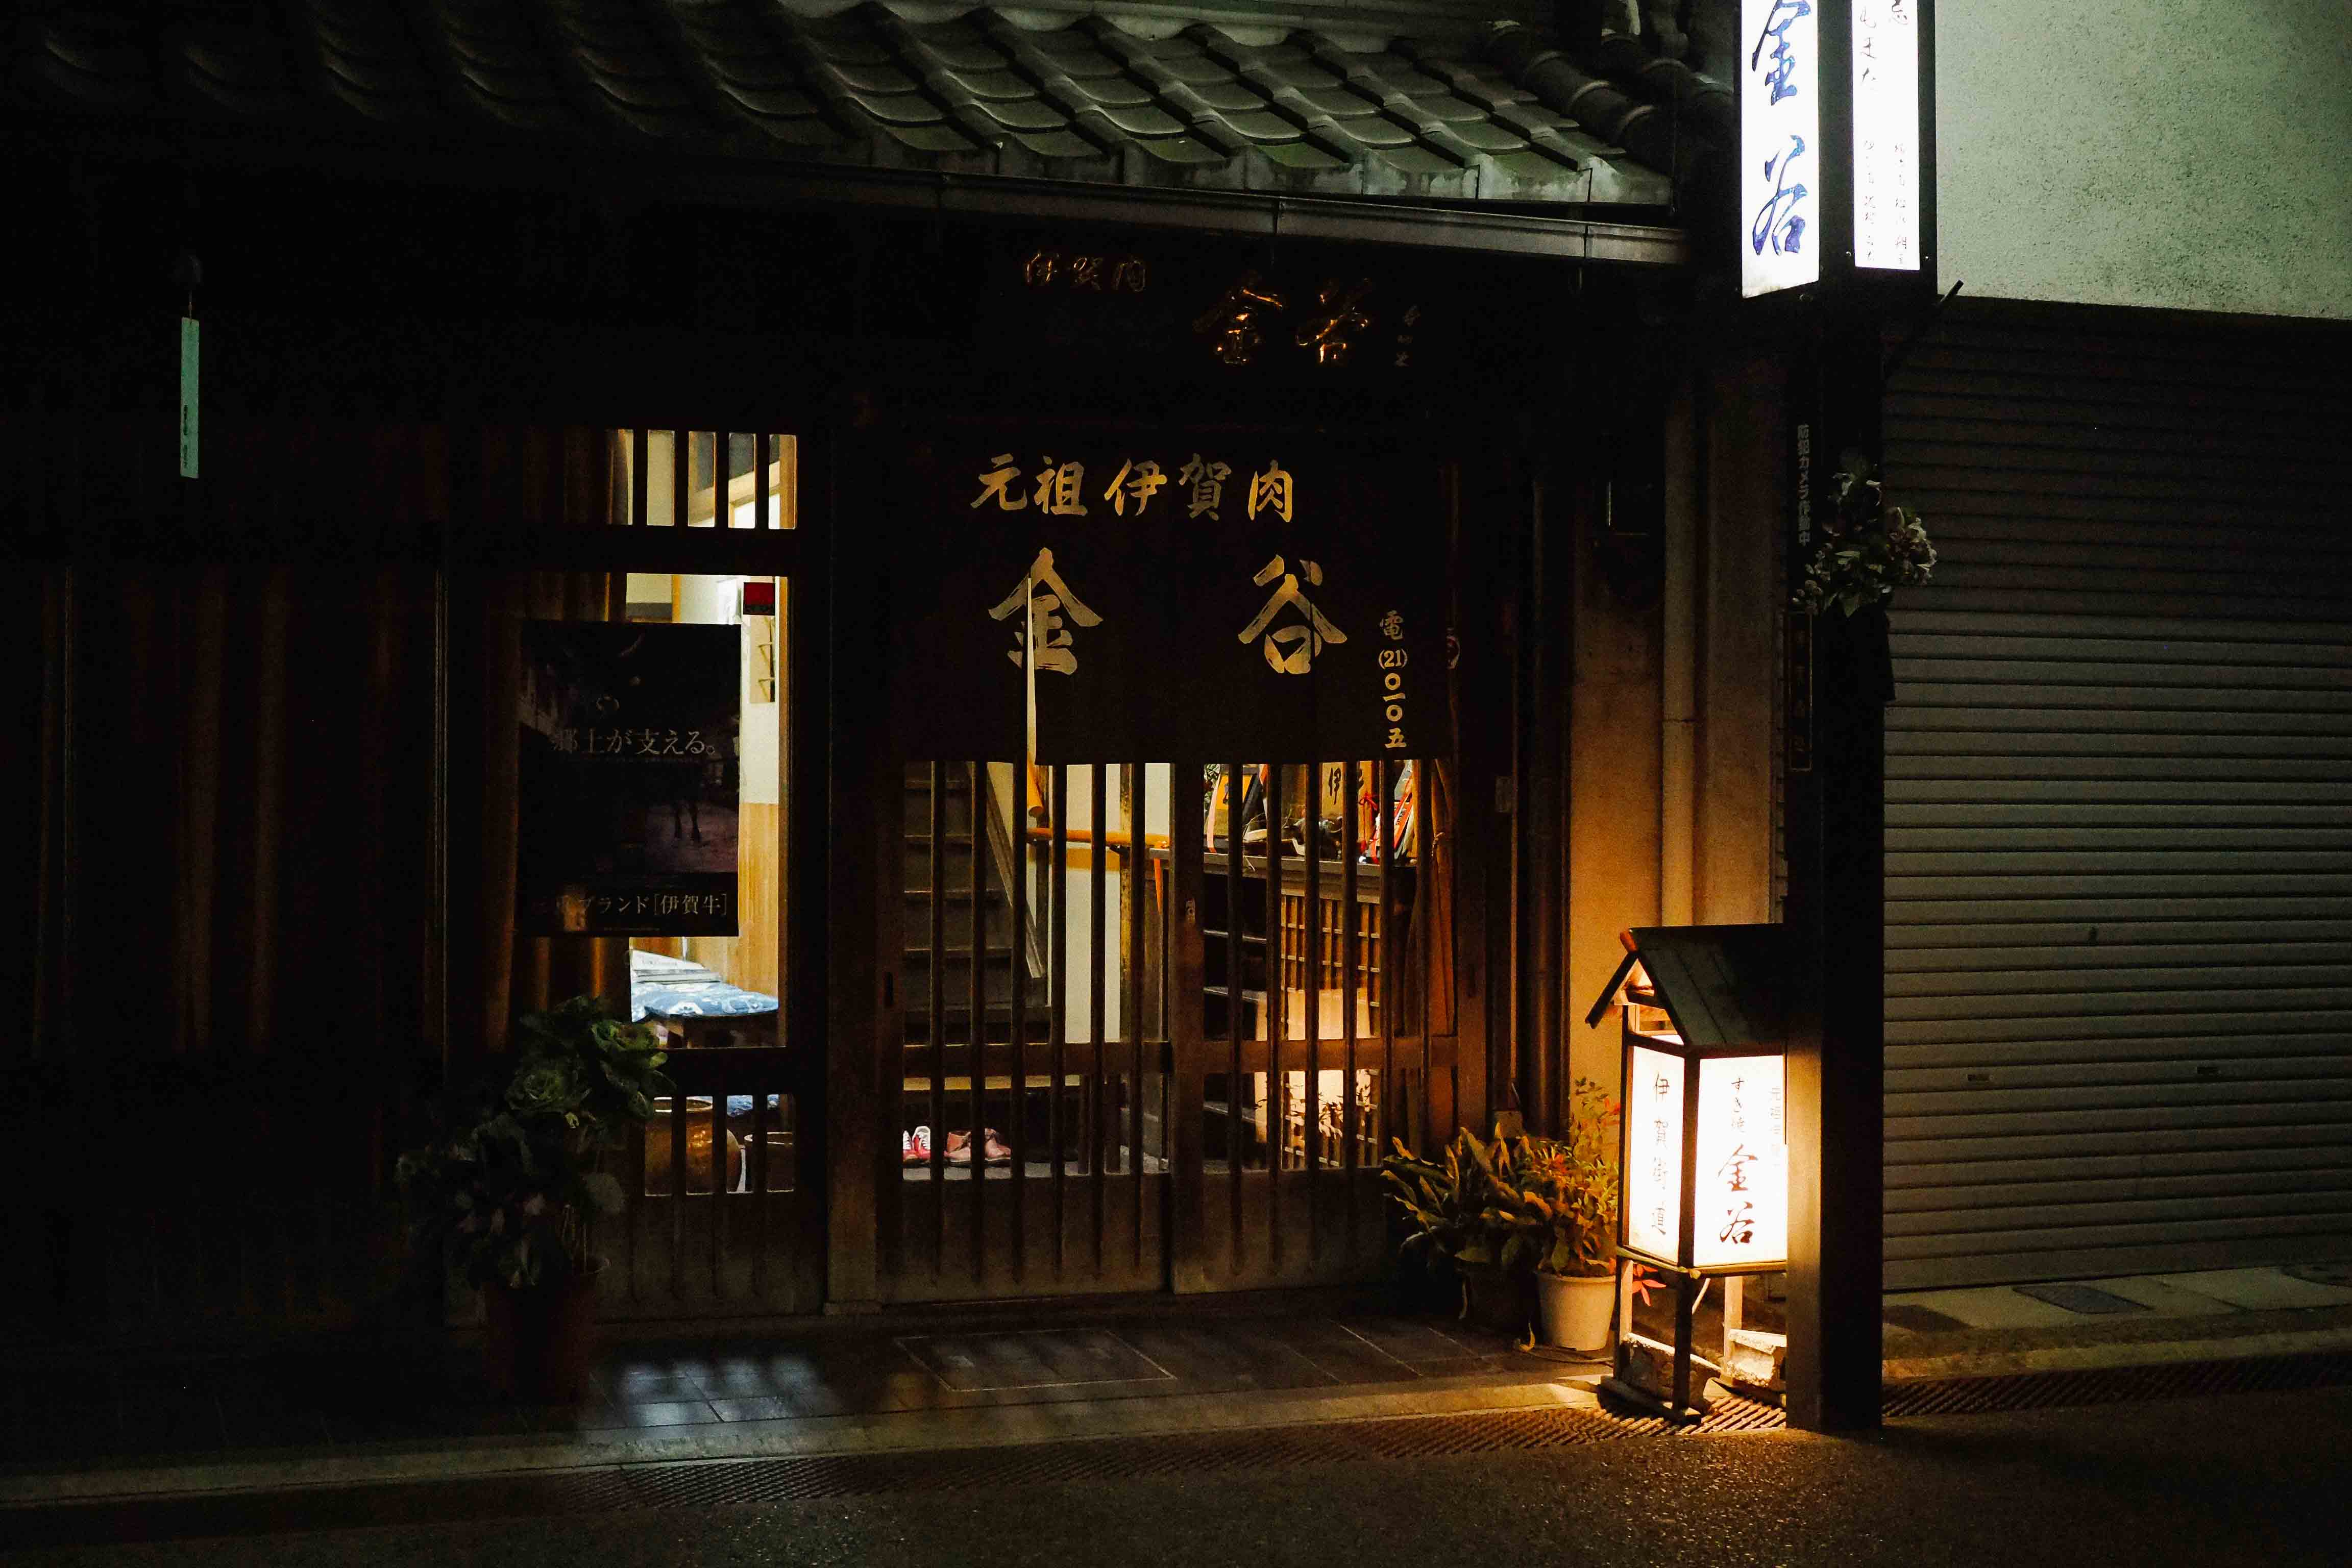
[4,0,1797,1345]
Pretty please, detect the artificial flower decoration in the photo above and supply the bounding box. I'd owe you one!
[1792,455,1936,617]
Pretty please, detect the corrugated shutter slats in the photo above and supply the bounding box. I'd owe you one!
[1879,302,2352,1289]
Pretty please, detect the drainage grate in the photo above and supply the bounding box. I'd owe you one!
[2012,1283,2150,1316]
[2281,1261,2352,1289]
[1881,1350,2352,1418]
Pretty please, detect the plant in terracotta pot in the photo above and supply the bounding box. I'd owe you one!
[1486,1081,1622,1353]
[397,996,671,1399]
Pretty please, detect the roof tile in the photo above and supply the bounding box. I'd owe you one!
[1212,108,1303,143]
[1428,116,1528,155]
[1254,139,1348,172]
[840,88,945,127]
[937,67,1033,102]
[970,95,1074,133]
[6,2,1706,213]
[1124,132,1230,165]
[1064,74,1154,110]
[1178,77,1265,114]
[791,15,897,67]
[821,59,920,96]
[873,117,977,153]
[1405,91,1495,126]
[900,19,1007,74]
[1010,127,1104,161]
[713,81,824,120]
[1088,99,1186,138]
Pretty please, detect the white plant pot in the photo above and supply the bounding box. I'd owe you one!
[1537,1270,1616,1354]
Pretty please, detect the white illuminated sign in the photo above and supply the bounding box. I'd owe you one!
[1852,0,1922,271]
[1693,1056,1788,1269]
[1625,1045,1685,1261]
[1741,0,1820,298]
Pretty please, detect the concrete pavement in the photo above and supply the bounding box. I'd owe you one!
[8,1381,2349,1566]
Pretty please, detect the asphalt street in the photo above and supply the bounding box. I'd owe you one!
[10,1384,2349,1567]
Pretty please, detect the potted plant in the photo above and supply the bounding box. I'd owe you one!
[1382,1081,1622,1349]
[1792,454,1935,706]
[396,996,671,1399]
[1487,1082,1621,1353]
[1382,1123,1528,1335]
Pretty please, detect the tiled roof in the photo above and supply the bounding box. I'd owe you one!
[9,2,1734,210]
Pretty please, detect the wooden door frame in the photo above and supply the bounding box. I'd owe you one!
[443,435,831,1319]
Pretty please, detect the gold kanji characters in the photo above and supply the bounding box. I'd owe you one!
[1246,460,1294,522]
[1178,454,1231,520]
[1237,555,1346,674]
[1103,459,1167,518]
[1032,457,1089,516]
[1193,272,1286,365]
[987,548,1101,675]
[972,453,1028,510]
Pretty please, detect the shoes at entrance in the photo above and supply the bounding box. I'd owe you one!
[902,1125,933,1165]
[944,1130,1014,1165]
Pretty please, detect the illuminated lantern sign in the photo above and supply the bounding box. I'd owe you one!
[1587,925,1789,1419]
[1741,0,1821,298]
[1852,0,1922,271]
[1741,0,1934,296]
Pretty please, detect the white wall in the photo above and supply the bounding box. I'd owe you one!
[1938,1,2352,320]
[676,574,781,805]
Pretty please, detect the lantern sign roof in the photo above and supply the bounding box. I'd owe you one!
[3,3,1741,212]
[1585,924,1785,1047]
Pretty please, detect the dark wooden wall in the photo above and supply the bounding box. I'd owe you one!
[2,145,1655,1346]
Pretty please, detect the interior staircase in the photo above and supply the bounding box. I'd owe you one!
[901,765,1049,1064]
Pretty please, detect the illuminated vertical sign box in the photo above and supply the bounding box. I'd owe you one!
[1587,926,1790,1420]
[1741,0,1821,298]
[1742,0,1934,295]
[1851,0,1923,271]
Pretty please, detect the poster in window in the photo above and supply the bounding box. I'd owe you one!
[516,622,742,936]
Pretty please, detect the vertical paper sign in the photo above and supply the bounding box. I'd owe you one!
[1741,0,1821,299]
[1693,1056,1789,1269]
[178,317,200,478]
[1852,0,1922,271]
[1624,1045,1686,1262]
[516,622,742,936]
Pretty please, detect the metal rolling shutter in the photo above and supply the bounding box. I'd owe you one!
[1880,301,2352,1290]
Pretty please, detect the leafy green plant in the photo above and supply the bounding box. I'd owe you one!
[396,996,672,1291]
[1488,1081,1621,1277]
[1382,1080,1622,1279]
[1383,1126,1507,1269]
[1792,455,1935,618]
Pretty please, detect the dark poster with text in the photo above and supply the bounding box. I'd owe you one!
[890,432,1447,763]
[516,622,742,936]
